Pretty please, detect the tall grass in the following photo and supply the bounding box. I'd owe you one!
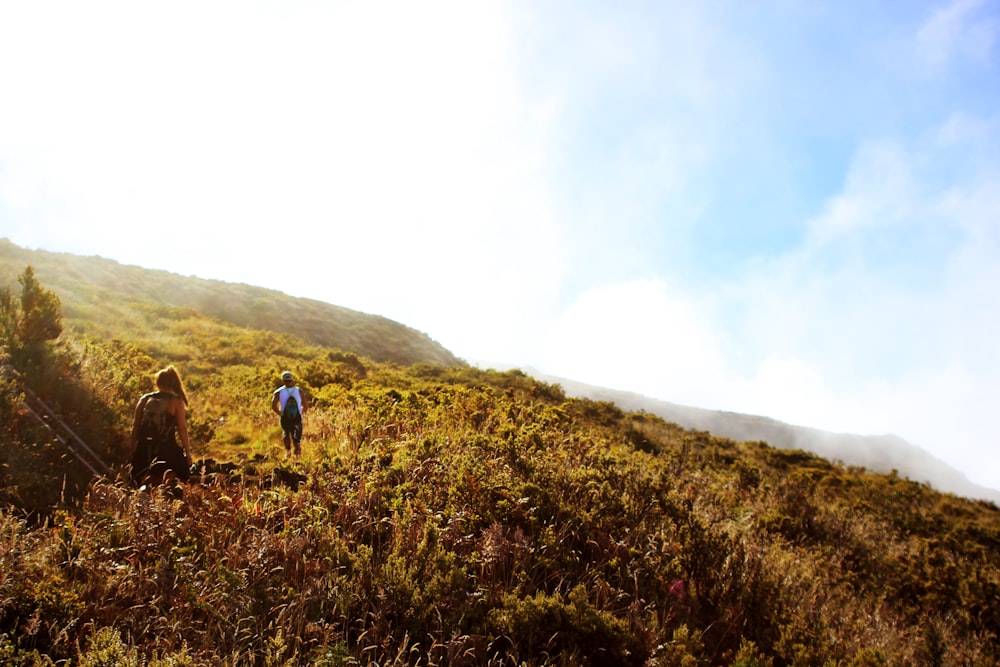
[2,369,998,664]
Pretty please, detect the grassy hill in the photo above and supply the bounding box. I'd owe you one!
[1,245,999,665]
[0,238,463,368]
[546,374,1000,505]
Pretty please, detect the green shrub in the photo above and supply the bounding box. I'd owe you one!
[487,585,646,666]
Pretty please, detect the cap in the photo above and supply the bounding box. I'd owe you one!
[281,371,294,381]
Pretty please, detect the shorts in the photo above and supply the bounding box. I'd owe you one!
[281,415,303,445]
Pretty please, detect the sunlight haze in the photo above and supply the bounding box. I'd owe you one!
[2,1,998,491]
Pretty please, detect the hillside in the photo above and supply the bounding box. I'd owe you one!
[10,237,989,506]
[1,249,999,664]
[0,238,463,368]
[545,374,1000,505]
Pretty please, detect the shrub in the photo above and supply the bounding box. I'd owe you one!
[487,585,647,666]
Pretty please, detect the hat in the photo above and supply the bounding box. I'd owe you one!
[281,371,294,381]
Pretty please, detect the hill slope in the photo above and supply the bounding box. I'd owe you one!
[7,237,994,504]
[0,238,463,368]
[546,373,1000,504]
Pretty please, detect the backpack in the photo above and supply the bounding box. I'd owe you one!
[137,392,176,445]
[282,389,300,420]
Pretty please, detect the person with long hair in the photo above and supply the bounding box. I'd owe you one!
[130,365,192,487]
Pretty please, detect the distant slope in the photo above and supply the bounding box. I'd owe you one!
[0,238,464,367]
[538,372,1000,504]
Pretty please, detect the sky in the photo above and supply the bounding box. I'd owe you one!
[1,1,999,491]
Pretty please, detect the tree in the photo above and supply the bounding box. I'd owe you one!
[0,265,63,369]
[0,286,16,353]
[18,265,62,344]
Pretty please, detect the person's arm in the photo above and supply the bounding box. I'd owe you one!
[174,398,191,462]
[129,396,148,454]
[299,388,308,414]
[271,390,282,415]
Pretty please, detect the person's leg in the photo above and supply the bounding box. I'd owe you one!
[131,442,153,487]
[146,459,167,488]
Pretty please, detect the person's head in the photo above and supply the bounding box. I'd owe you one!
[155,365,188,405]
[281,371,295,387]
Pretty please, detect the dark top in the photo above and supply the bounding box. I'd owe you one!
[131,391,189,483]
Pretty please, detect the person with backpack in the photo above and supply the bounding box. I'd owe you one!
[130,365,192,488]
[271,370,307,457]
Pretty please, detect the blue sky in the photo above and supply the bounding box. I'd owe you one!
[2,0,999,491]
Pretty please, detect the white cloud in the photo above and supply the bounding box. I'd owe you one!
[0,0,570,341]
[806,141,917,242]
[538,279,730,407]
[712,124,1000,489]
[917,0,999,72]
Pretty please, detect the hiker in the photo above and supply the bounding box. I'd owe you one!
[272,370,307,457]
[130,365,192,488]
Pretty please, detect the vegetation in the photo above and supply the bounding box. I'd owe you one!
[0,239,463,368]
[1,265,63,370]
[1,259,999,665]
